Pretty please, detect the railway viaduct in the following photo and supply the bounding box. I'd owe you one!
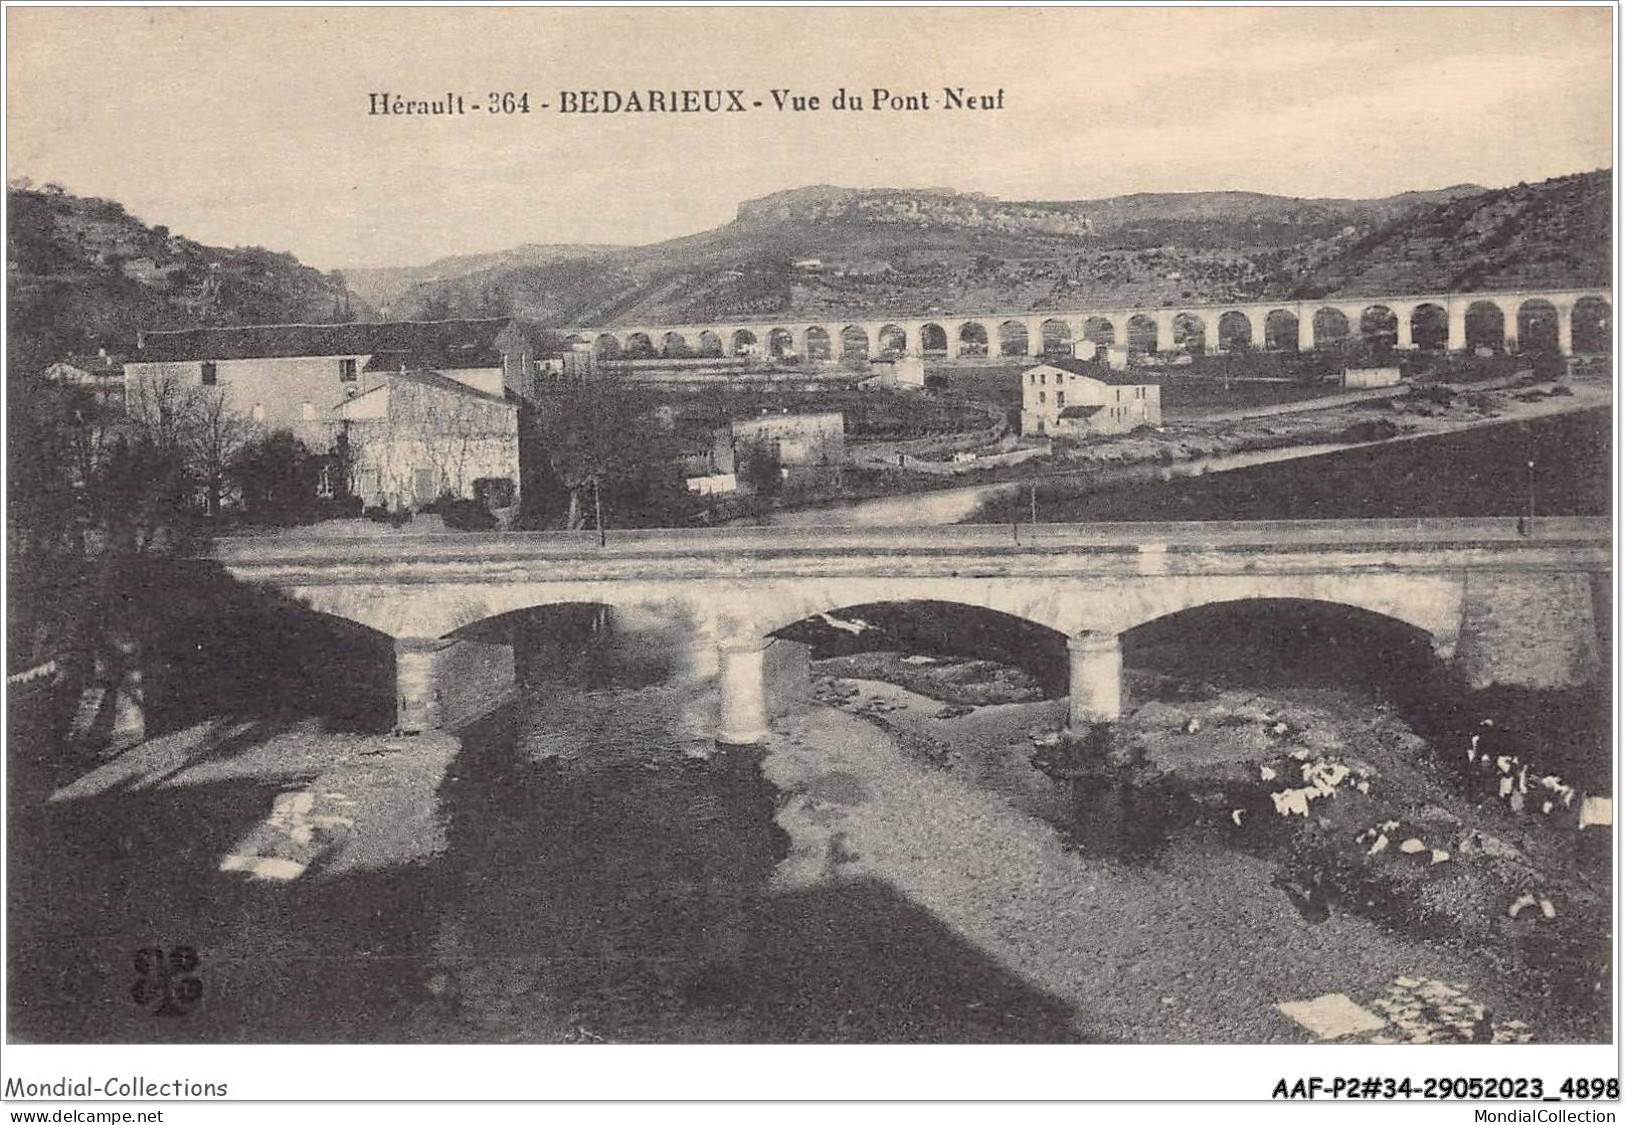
[211,518,1609,744]
[564,289,1611,363]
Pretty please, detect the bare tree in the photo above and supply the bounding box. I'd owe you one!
[124,366,200,458]
[188,386,256,515]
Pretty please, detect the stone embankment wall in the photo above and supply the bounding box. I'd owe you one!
[1453,573,1602,691]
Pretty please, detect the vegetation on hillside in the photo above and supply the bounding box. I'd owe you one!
[377,173,1607,328]
[6,181,370,376]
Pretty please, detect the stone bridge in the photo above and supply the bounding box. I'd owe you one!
[566,288,1612,362]
[211,518,1609,744]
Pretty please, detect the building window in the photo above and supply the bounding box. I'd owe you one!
[1029,373,1037,385]
[201,361,217,386]
[1038,391,1045,404]
[340,358,358,382]
[1040,372,1047,385]
[316,464,334,499]
[300,401,315,420]
[251,403,265,422]
[1056,391,1065,407]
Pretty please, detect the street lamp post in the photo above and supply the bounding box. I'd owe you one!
[1526,457,1536,534]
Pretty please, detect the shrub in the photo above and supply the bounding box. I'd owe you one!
[1339,418,1401,443]
[229,431,320,525]
[363,504,412,527]
[439,498,498,532]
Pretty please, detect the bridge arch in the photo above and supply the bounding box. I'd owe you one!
[1119,597,1446,700]
[1041,319,1073,356]
[731,329,759,356]
[1516,298,1560,355]
[1172,312,1206,355]
[696,330,724,357]
[919,323,949,356]
[877,324,908,356]
[660,331,690,358]
[1126,314,1158,354]
[1572,296,1611,353]
[773,598,1070,693]
[1264,309,1299,351]
[1312,307,1353,349]
[803,325,832,360]
[624,332,656,359]
[957,321,989,357]
[1217,311,1253,352]
[1464,300,1506,352]
[1410,304,1448,352]
[593,333,622,360]
[768,327,797,359]
[1098,576,1464,653]
[997,320,1030,358]
[1359,306,1398,351]
[840,325,871,363]
[1082,317,1116,350]
[148,597,398,736]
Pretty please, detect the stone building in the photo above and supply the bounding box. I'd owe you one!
[1019,355,1160,439]
[684,411,846,496]
[333,369,520,511]
[123,318,540,446]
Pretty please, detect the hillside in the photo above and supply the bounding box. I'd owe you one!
[1283,170,1612,298]
[7,184,370,374]
[344,242,622,315]
[373,174,1607,328]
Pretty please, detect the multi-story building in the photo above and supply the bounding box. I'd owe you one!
[333,369,520,511]
[123,318,539,446]
[1019,355,1161,438]
[124,317,540,512]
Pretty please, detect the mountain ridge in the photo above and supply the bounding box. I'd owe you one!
[362,174,1605,328]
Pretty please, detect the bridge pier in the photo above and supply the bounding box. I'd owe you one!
[395,638,442,733]
[715,637,812,745]
[394,636,516,734]
[1447,305,1467,351]
[717,639,769,745]
[1066,631,1123,733]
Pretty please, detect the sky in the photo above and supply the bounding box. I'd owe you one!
[6,6,1614,271]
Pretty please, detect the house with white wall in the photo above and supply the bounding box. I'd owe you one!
[124,318,538,447]
[1019,355,1160,438]
[333,369,520,511]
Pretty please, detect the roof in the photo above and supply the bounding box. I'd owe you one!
[334,369,515,415]
[1028,355,1158,386]
[1059,404,1106,419]
[51,353,126,373]
[391,368,514,407]
[134,318,513,365]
